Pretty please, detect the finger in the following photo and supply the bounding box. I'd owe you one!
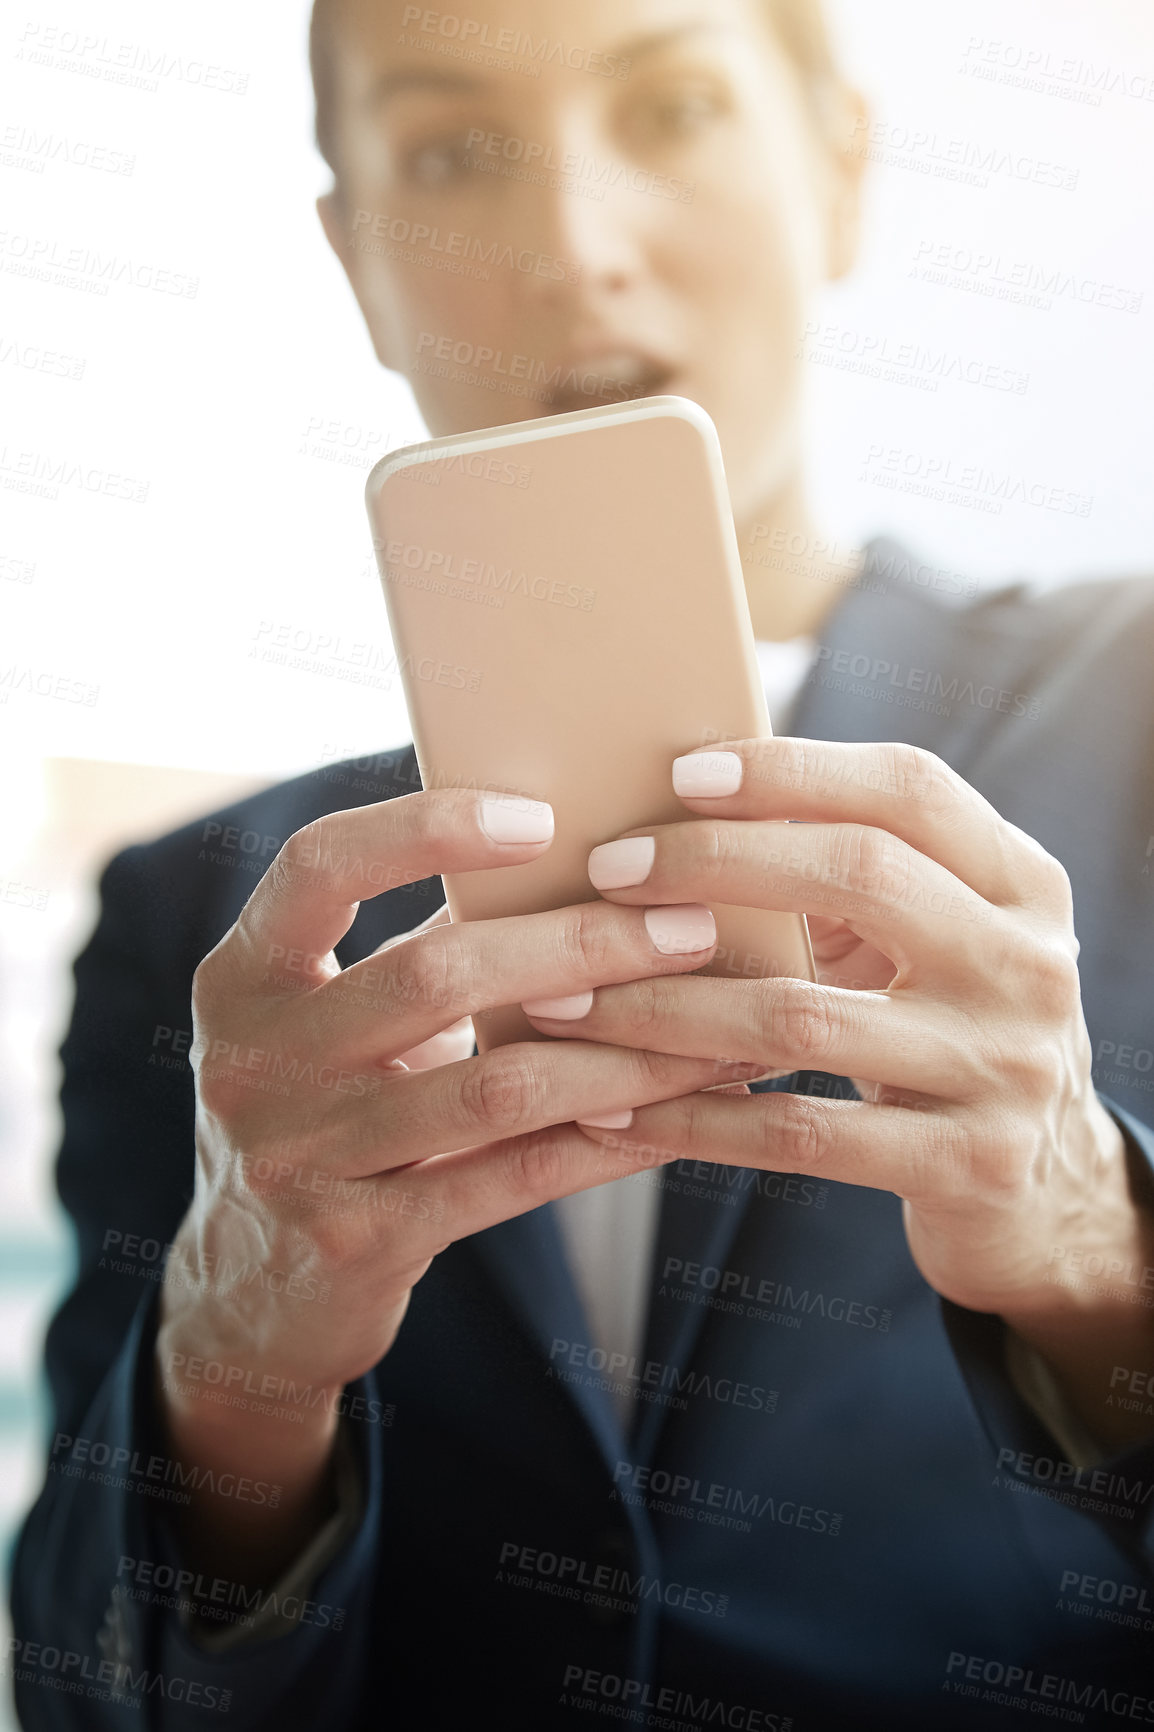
[229,789,556,989]
[308,898,719,1060]
[570,1088,968,1204]
[668,738,1068,913]
[586,818,1005,984]
[378,907,467,1066]
[523,973,977,1097]
[325,1039,766,1175]
[395,1017,476,1071]
[375,1120,686,1245]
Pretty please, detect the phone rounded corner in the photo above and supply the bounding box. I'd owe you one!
[646,394,721,448]
[365,441,424,509]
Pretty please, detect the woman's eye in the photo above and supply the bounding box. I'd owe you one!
[401,136,476,185]
[645,86,728,138]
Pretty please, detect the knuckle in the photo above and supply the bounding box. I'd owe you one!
[501,1128,571,1200]
[623,976,667,1040]
[1040,852,1074,914]
[307,1209,370,1275]
[886,743,956,813]
[388,932,458,1015]
[843,825,911,908]
[405,788,466,857]
[625,1042,691,1095]
[278,818,328,884]
[766,985,837,1067]
[404,790,443,843]
[694,821,745,886]
[1021,938,1082,1011]
[190,947,224,1022]
[964,1111,1030,1202]
[764,1095,830,1172]
[456,1050,543,1133]
[554,902,617,981]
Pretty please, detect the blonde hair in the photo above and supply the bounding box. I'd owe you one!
[310,0,843,182]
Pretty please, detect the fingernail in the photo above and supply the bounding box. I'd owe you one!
[521,991,594,1020]
[644,903,716,955]
[588,836,655,890]
[672,751,743,798]
[576,1109,633,1129]
[479,795,554,844]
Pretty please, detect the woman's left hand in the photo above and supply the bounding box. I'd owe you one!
[523,737,1154,1446]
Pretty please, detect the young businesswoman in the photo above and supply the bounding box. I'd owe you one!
[14,1,1154,1726]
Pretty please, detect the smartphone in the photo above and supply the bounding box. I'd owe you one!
[365,395,815,1052]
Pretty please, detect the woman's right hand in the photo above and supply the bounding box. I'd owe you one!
[154,788,756,1579]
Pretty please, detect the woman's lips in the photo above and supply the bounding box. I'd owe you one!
[544,355,677,414]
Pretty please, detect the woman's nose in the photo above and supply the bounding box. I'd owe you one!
[499,124,654,300]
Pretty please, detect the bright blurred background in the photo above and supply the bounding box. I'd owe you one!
[2,0,1153,1720]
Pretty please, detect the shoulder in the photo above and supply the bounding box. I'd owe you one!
[864,537,1154,684]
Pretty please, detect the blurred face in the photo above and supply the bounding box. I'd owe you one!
[322,0,861,524]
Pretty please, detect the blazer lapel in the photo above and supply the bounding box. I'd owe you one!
[629,1137,769,1460]
[470,1205,630,1474]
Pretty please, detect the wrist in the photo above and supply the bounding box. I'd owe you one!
[152,1329,344,1581]
[999,1103,1154,1449]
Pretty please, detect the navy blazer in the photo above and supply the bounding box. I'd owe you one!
[11,542,1154,1730]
